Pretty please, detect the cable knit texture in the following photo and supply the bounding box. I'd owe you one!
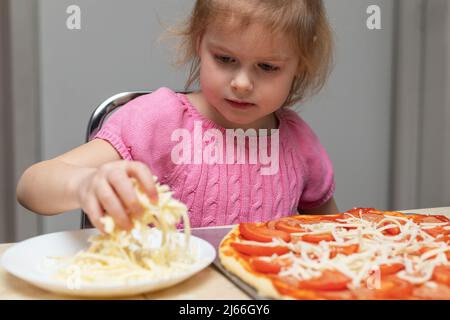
[94,87,335,227]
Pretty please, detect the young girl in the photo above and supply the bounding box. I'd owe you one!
[17,0,338,233]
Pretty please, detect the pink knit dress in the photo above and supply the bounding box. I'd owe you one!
[94,87,335,227]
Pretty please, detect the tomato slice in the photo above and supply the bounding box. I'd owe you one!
[412,215,449,224]
[384,227,400,235]
[274,218,308,233]
[230,242,290,256]
[379,263,405,276]
[362,214,385,223]
[317,290,355,300]
[329,244,359,258]
[436,235,450,243]
[413,283,450,300]
[301,232,335,243]
[266,220,279,230]
[380,221,401,236]
[423,226,450,238]
[346,208,377,215]
[297,270,351,291]
[346,208,386,223]
[346,208,382,216]
[271,277,314,299]
[374,276,414,299]
[433,265,450,286]
[250,257,292,274]
[239,223,290,243]
[416,246,448,260]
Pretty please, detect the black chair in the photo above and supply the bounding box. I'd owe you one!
[80,91,151,229]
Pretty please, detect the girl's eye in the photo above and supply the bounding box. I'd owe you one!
[258,63,280,72]
[215,55,235,64]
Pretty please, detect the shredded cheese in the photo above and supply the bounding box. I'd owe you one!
[249,211,449,289]
[53,177,196,285]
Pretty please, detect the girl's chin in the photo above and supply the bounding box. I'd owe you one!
[217,110,255,123]
[221,117,262,129]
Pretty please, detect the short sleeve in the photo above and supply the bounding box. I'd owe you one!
[93,106,134,161]
[284,112,335,211]
[93,87,188,182]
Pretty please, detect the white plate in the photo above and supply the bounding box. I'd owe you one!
[1,228,216,298]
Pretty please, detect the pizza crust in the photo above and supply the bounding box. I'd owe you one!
[218,226,289,299]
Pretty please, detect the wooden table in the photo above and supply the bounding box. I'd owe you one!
[1,207,449,299]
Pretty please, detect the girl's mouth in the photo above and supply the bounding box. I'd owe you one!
[225,99,255,109]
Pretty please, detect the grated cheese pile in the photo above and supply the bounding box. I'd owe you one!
[54,177,196,285]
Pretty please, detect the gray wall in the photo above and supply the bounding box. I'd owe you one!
[302,0,394,210]
[37,0,396,233]
[7,0,42,241]
[0,0,13,243]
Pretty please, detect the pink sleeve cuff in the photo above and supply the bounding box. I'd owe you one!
[94,129,133,161]
[298,180,336,211]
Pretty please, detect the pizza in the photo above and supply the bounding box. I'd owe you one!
[219,208,450,299]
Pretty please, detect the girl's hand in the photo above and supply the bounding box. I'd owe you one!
[77,160,158,233]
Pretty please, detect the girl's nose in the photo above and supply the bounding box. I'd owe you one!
[230,71,253,93]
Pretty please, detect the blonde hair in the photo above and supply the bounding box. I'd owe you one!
[171,0,334,107]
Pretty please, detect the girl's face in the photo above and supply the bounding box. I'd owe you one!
[197,20,300,130]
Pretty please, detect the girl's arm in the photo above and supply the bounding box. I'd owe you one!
[16,139,121,215]
[299,197,339,215]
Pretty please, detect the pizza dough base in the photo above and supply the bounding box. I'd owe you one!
[218,226,291,300]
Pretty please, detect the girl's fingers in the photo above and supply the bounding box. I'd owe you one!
[126,162,159,204]
[84,196,106,234]
[96,180,132,231]
[108,170,143,219]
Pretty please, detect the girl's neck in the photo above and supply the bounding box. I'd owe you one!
[186,91,279,132]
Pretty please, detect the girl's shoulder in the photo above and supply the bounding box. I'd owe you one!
[110,87,195,126]
[277,108,321,145]
[96,87,196,144]
[122,87,185,113]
